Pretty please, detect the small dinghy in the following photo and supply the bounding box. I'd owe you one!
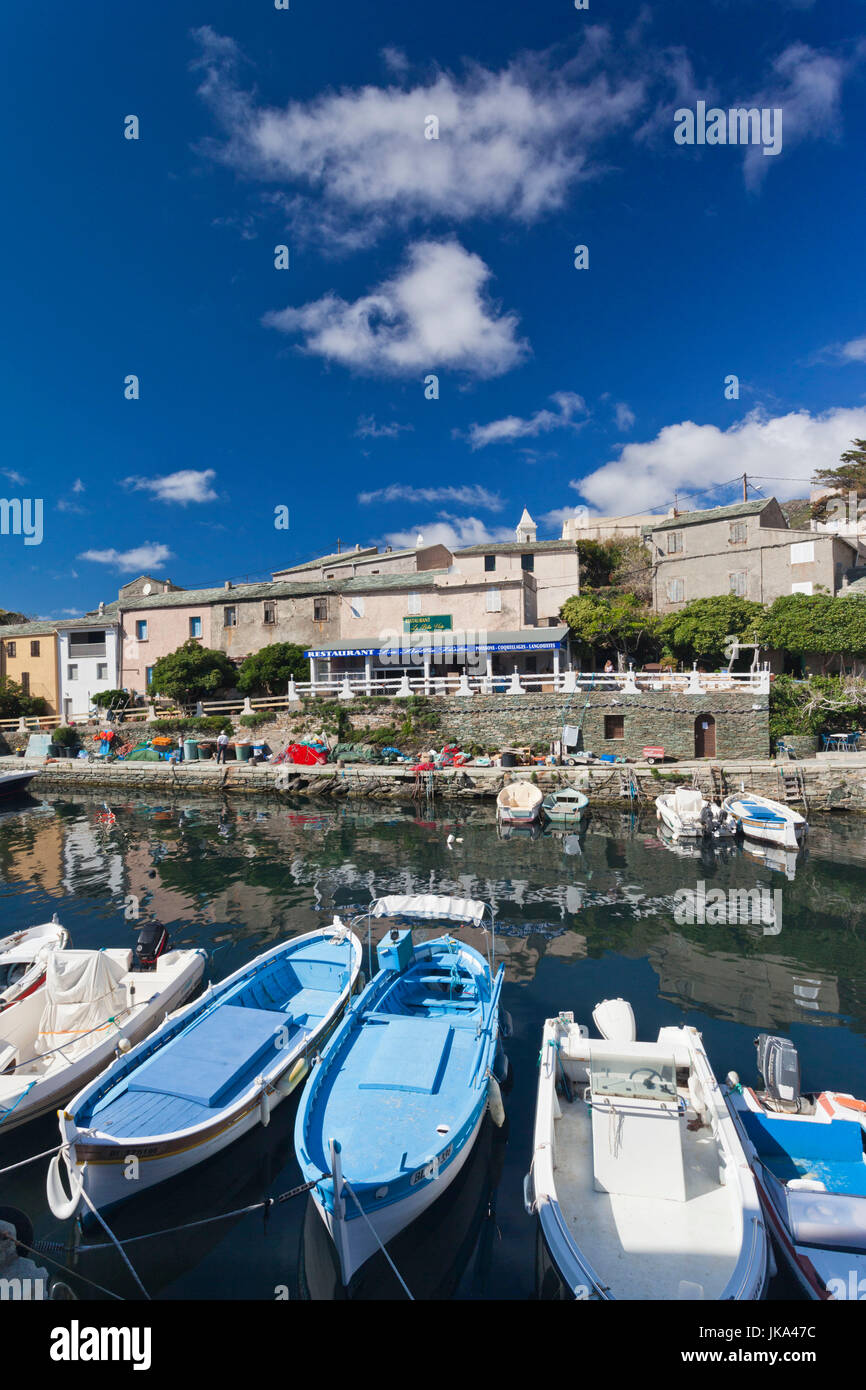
[51,922,362,1218]
[525,1002,769,1300]
[296,894,505,1286]
[0,917,68,1015]
[541,787,589,824]
[0,929,205,1135]
[497,779,543,825]
[722,793,807,849]
[656,787,736,841]
[725,1034,866,1300]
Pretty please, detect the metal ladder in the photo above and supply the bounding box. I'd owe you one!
[709,765,727,801]
[618,769,644,804]
[778,764,808,811]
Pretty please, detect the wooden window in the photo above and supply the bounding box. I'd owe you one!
[20,672,29,695]
[484,554,496,572]
[314,598,328,622]
[729,571,747,596]
[666,531,683,553]
[666,578,684,602]
[262,602,276,625]
[521,553,534,571]
[729,522,747,544]
[6,642,15,657]
[30,640,40,657]
[189,616,202,637]
[67,664,78,680]
[604,714,624,740]
[486,588,502,612]
[407,592,421,615]
[223,606,237,628]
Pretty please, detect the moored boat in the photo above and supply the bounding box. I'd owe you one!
[0,770,38,799]
[541,787,589,824]
[0,917,68,1015]
[722,793,807,849]
[525,1001,768,1300]
[1,930,206,1135]
[296,894,505,1286]
[497,779,543,825]
[50,921,362,1218]
[725,1034,866,1300]
[655,787,736,841]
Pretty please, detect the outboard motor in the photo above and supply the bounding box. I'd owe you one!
[134,923,169,971]
[755,1033,801,1110]
[698,804,715,838]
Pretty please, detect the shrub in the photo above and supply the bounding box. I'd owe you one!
[239,713,270,729]
[91,689,130,709]
[52,724,79,746]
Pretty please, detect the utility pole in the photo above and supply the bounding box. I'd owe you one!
[742,473,748,503]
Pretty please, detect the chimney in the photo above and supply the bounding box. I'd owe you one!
[163,582,170,593]
[224,580,232,590]
[98,601,105,614]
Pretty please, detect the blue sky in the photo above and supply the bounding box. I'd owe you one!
[2,0,865,617]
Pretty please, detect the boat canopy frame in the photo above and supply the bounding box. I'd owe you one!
[354,893,496,973]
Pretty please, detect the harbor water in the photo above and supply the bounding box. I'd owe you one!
[1,789,865,1301]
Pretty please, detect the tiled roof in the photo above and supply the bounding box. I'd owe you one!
[272,546,379,574]
[91,570,451,615]
[650,500,771,531]
[455,539,578,555]
[0,616,118,637]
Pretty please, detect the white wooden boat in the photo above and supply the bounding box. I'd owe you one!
[497,780,543,825]
[541,787,589,824]
[655,787,736,841]
[725,1035,866,1300]
[0,918,68,1015]
[50,922,362,1219]
[723,793,807,850]
[0,943,206,1134]
[296,896,505,1286]
[525,1001,769,1300]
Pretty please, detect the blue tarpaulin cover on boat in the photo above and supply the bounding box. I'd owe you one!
[127,1003,292,1108]
[743,1111,866,1195]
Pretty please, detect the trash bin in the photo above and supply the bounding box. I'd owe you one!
[183,739,199,761]
[252,743,266,760]
[235,742,251,763]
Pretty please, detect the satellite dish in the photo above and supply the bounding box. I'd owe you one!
[142,583,152,595]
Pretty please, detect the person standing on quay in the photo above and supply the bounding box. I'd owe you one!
[216,730,230,764]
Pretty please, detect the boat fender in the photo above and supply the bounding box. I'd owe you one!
[523,1172,536,1216]
[256,1078,271,1127]
[725,1070,740,1089]
[275,1057,308,1097]
[487,1074,506,1128]
[46,1153,85,1222]
[500,1009,514,1039]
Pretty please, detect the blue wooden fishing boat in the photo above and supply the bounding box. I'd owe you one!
[295,894,506,1286]
[49,923,362,1219]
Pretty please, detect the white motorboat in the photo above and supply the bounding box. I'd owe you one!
[525,1000,769,1300]
[497,779,544,825]
[723,793,807,850]
[725,1034,866,1300]
[0,936,206,1133]
[655,787,736,841]
[50,922,362,1220]
[0,917,68,1015]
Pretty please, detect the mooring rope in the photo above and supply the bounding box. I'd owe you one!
[341,1177,414,1300]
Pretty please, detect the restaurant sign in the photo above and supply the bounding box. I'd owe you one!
[403,615,454,633]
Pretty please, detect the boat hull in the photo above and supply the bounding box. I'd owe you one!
[316,1102,487,1286]
[57,929,361,1216]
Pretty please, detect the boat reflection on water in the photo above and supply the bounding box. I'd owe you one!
[742,840,805,881]
[497,819,542,842]
[298,1114,507,1301]
[655,824,739,870]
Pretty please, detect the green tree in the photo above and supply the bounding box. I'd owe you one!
[0,678,49,718]
[658,595,766,667]
[758,593,866,672]
[148,640,237,703]
[576,540,617,589]
[237,642,310,694]
[561,592,658,664]
[811,438,866,522]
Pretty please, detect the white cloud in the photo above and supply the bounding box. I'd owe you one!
[828,335,866,364]
[192,29,645,245]
[615,402,636,431]
[381,515,516,551]
[72,478,85,493]
[463,391,587,449]
[569,407,866,513]
[263,240,527,378]
[1,469,26,487]
[359,483,504,509]
[78,543,174,573]
[122,469,218,504]
[381,46,409,76]
[354,415,414,439]
[742,44,852,190]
